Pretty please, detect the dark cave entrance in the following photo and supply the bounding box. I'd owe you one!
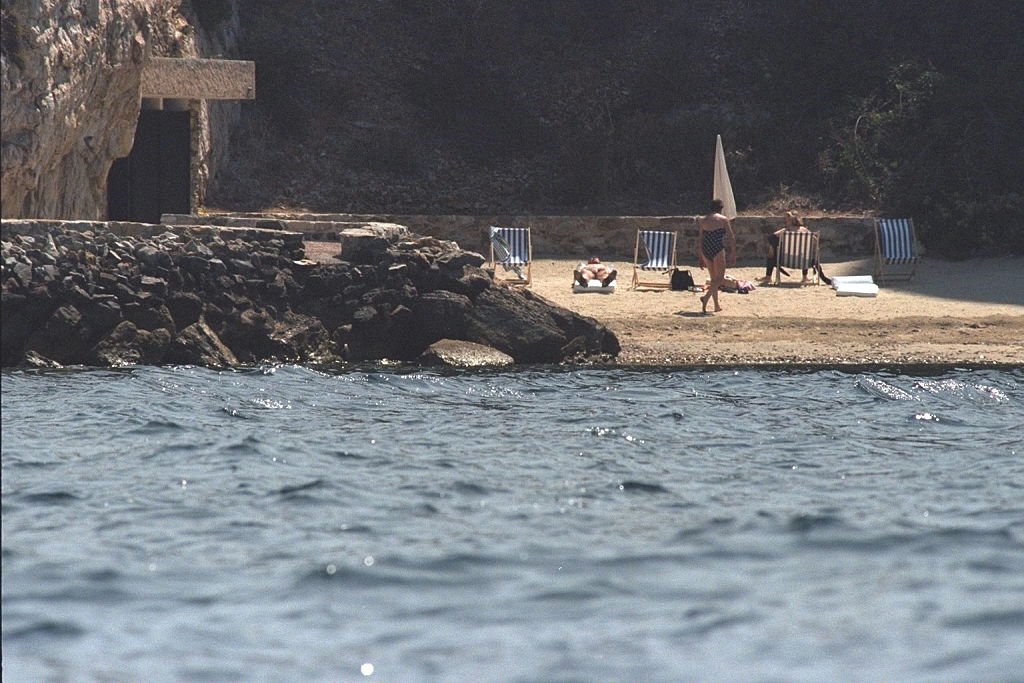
[106,106,191,223]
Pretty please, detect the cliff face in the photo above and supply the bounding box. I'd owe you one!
[5,2,1021,257]
[210,1,1022,257]
[1,0,192,219]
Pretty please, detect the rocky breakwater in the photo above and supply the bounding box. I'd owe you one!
[1,220,619,368]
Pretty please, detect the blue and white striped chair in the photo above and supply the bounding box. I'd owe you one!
[775,230,821,286]
[489,226,532,286]
[874,218,919,283]
[631,229,677,289]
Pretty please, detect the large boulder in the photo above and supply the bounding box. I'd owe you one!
[87,320,171,366]
[164,320,238,368]
[23,303,92,365]
[418,339,514,367]
[337,224,410,263]
[1,287,57,365]
[215,305,337,364]
[165,291,203,329]
[465,287,619,363]
[410,290,472,350]
[266,312,338,364]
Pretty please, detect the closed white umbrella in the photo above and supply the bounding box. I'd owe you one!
[713,134,737,219]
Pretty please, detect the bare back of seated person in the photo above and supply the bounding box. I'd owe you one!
[758,211,815,284]
[774,226,810,237]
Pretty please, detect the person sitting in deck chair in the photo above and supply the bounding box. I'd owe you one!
[573,257,618,287]
[757,211,832,285]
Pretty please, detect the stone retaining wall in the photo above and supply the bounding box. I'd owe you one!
[165,213,882,262]
[3,219,304,248]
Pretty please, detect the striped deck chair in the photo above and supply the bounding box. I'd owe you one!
[874,218,919,283]
[488,226,532,286]
[774,230,821,286]
[631,229,677,290]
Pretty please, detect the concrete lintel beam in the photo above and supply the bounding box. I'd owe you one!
[141,57,255,101]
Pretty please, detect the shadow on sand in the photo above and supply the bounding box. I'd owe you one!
[738,256,1024,308]
[832,257,1024,307]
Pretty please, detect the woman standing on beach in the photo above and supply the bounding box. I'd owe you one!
[697,199,737,313]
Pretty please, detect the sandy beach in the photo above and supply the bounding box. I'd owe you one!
[533,257,1024,366]
[306,241,1022,367]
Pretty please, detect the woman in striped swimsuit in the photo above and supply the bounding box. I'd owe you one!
[697,199,737,314]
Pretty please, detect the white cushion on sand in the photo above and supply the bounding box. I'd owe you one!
[573,279,616,294]
[832,275,875,288]
[836,282,879,297]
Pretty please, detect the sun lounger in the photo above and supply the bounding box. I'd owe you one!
[631,230,677,290]
[572,278,616,294]
[489,226,531,286]
[874,218,919,284]
[774,230,821,285]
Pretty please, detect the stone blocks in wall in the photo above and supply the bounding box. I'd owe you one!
[167,213,878,262]
[141,57,255,101]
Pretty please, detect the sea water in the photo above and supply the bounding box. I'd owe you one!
[2,365,1023,681]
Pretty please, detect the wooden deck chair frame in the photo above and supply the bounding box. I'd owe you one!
[873,218,919,284]
[488,226,532,286]
[774,230,821,286]
[631,229,677,290]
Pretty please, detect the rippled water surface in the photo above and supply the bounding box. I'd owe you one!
[3,365,1023,681]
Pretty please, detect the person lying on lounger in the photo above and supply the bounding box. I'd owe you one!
[573,257,618,287]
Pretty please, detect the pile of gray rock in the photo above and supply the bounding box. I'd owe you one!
[1,220,619,368]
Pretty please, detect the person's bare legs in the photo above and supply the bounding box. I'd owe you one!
[700,252,726,313]
[700,260,715,312]
[708,253,725,311]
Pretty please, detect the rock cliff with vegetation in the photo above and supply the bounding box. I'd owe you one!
[212,0,1022,257]
[3,1,1021,258]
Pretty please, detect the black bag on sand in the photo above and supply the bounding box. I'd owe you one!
[670,268,695,291]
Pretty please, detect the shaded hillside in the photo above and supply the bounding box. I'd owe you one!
[204,0,1024,257]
